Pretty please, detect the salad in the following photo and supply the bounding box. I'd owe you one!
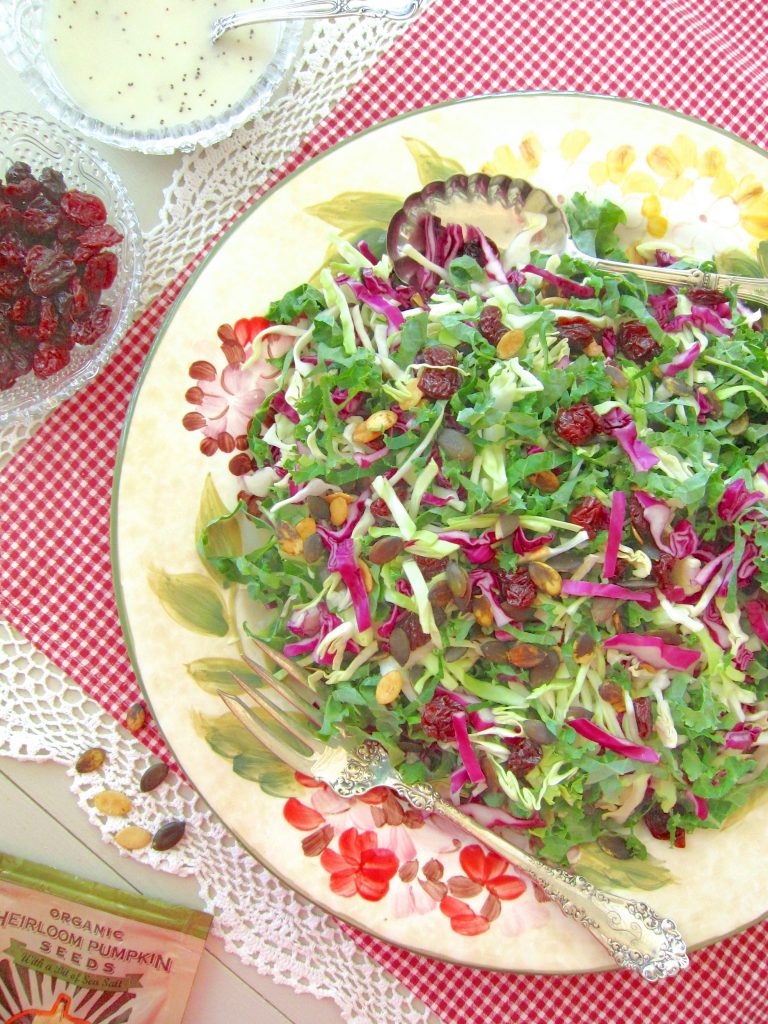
[191,192,768,867]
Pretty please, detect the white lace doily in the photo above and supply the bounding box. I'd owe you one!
[1,15,436,1022]
[0,618,433,1024]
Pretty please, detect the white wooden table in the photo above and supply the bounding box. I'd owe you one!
[1,52,428,1024]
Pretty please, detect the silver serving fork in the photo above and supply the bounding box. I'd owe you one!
[220,638,689,980]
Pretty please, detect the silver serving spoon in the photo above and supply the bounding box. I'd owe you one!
[211,0,422,43]
[386,173,768,306]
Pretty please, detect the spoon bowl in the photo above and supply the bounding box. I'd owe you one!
[386,172,768,306]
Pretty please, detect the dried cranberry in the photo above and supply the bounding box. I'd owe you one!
[5,176,41,207]
[9,294,38,325]
[569,496,610,539]
[370,496,390,518]
[420,693,464,741]
[77,223,124,250]
[401,612,430,650]
[0,269,23,300]
[423,345,458,367]
[5,161,32,185]
[38,167,67,201]
[0,233,27,269]
[633,697,653,739]
[504,737,543,777]
[68,276,92,319]
[70,304,111,346]
[652,553,676,591]
[628,494,649,540]
[83,251,118,290]
[57,219,86,245]
[5,337,36,376]
[32,344,71,379]
[37,298,59,343]
[419,366,461,400]
[616,321,662,365]
[686,288,725,308]
[20,202,60,237]
[28,252,77,296]
[24,245,49,275]
[643,802,685,847]
[498,568,537,608]
[414,555,449,579]
[478,304,506,344]
[556,316,598,354]
[60,190,107,228]
[554,402,604,445]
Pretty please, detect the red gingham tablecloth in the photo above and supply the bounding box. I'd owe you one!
[2,2,768,1021]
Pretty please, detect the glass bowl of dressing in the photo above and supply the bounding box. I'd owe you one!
[0,0,304,155]
[0,111,143,427]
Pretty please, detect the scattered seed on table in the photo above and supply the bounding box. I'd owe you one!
[75,748,106,773]
[140,761,170,793]
[93,790,133,817]
[125,702,146,733]
[152,819,186,851]
[115,825,152,851]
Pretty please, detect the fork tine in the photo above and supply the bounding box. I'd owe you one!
[247,639,311,687]
[235,680,325,753]
[218,693,316,775]
[234,662,323,728]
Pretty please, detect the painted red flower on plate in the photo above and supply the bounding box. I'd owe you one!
[320,828,399,901]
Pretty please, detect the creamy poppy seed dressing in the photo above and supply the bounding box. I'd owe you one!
[44,0,281,131]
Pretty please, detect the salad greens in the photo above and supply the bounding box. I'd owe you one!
[200,193,768,866]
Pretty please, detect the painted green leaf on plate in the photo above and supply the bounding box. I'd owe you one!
[576,843,673,892]
[305,192,404,236]
[715,249,763,278]
[403,136,466,185]
[186,657,265,695]
[148,569,229,636]
[232,754,302,797]
[195,711,265,759]
[758,240,768,275]
[195,473,242,582]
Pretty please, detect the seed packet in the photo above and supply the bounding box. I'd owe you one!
[0,852,211,1024]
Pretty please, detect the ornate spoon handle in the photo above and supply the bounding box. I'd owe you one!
[390,777,689,980]
[577,251,768,307]
[212,0,422,41]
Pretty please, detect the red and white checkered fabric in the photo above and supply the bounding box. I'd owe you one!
[2,1,768,1019]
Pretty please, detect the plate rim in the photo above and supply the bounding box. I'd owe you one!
[111,89,768,975]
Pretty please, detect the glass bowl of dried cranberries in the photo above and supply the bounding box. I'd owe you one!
[0,111,143,427]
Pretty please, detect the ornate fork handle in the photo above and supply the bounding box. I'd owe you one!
[212,0,422,40]
[330,740,688,981]
[577,251,768,307]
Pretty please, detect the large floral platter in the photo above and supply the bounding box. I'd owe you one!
[113,93,768,973]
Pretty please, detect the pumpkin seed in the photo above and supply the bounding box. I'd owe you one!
[472,595,494,627]
[444,646,466,663]
[329,495,348,526]
[306,495,329,521]
[364,409,398,433]
[727,411,749,436]
[597,834,633,860]
[528,561,562,596]
[523,719,557,745]
[125,702,146,733]
[369,536,405,565]
[438,428,476,463]
[528,470,560,493]
[389,627,411,666]
[599,681,624,705]
[591,596,619,625]
[528,649,561,685]
[115,825,152,851]
[75,748,106,774]
[480,640,510,664]
[295,516,317,539]
[573,632,596,663]
[445,562,469,597]
[152,819,186,851]
[303,532,325,564]
[428,579,453,609]
[140,761,169,793]
[506,643,547,668]
[495,328,525,359]
[93,790,132,817]
[376,670,403,705]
